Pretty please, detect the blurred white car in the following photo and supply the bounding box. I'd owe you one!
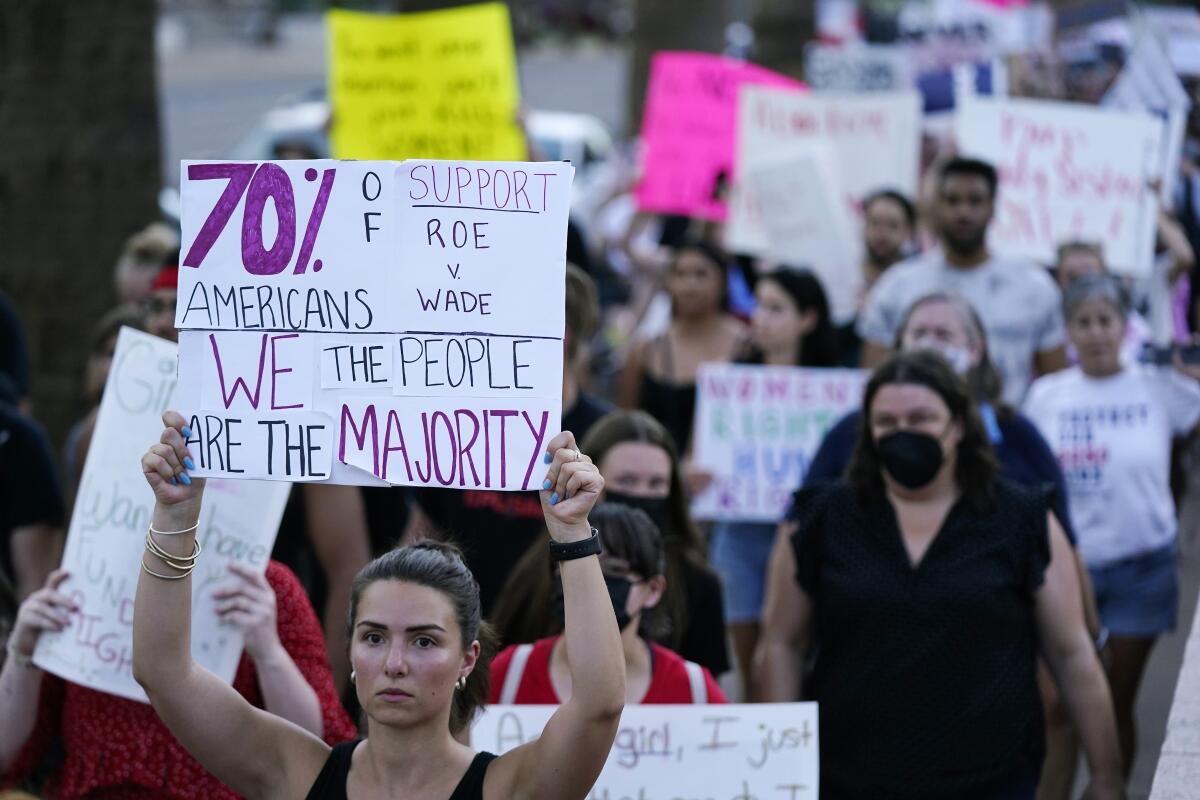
[228,94,614,177]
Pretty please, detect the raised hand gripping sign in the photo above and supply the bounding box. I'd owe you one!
[473,703,819,799]
[175,159,573,488]
[33,328,290,702]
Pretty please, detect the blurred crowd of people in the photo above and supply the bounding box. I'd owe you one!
[5,18,1200,800]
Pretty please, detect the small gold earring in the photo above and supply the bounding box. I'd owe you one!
[456,675,467,691]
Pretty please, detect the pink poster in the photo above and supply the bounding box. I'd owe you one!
[635,52,801,221]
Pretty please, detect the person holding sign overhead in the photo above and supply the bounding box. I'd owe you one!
[490,503,727,705]
[757,352,1122,799]
[131,415,624,800]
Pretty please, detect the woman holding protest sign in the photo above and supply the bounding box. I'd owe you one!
[708,267,840,699]
[130,415,624,800]
[491,409,730,678]
[490,503,726,705]
[757,351,1123,799]
[1024,274,1200,779]
[0,560,356,798]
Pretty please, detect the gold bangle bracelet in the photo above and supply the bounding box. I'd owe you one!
[141,555,195,580]
[149,521,200,536]
[145,532,202,571]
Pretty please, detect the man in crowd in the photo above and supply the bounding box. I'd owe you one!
[860,189,917,295]
[858,157,1067,403]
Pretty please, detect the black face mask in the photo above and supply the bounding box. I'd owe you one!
[552,574,638,631]
[603,490,671,535]
[876,430,945,489]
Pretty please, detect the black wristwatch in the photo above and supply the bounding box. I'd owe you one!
[549,528,601,562]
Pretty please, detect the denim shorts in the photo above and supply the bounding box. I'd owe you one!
[1089,543,1178,638]
[709,521,778,624]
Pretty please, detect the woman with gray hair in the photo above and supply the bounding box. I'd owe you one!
[1025,273,1200,780]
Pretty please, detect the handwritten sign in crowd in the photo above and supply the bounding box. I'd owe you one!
[329,3,525,161]
[957,96,1163,277]
[635,52,799,220]
[728,87,922,256]
[744,148,861,323]
[33,328,289,702]
[692,365,866,522]
[174,158,573,489]
[474,703,819,799]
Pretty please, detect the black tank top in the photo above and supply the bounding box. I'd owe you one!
[304,742,498,800]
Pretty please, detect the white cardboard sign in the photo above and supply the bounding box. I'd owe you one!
[692,364,866,522]
[174,159,572,488]
[956,97,1163,277]
[473,703,819,799]
[33,328,289,702]
[745,148,862,323]
[729,88,922,257]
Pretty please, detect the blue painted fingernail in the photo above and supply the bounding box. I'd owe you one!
[543,479,552,490]
[544,453,552,464]
[181,426,193,439]
[179,473,192,486]
[183,457,196,470]
[549,493,559,505]
[170,477,178,486]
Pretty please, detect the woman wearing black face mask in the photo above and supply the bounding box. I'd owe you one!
[755,352,1123,800]
[489,504,728,705]
[490,411,730,678]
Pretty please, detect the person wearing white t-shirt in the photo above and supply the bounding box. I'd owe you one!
[859,157,1068,405]
[1024,274,1200,780]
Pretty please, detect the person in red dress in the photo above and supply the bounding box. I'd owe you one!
[490,503,726,705]
[0,560,356,799]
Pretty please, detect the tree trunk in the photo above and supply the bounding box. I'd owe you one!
[0,0,162,448]
[749,0,814,81]
[627,0,729,136]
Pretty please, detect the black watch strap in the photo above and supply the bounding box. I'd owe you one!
[549,528,601,562]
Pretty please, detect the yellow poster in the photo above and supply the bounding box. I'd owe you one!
[328,3,526,161]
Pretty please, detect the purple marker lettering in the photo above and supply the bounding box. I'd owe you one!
[475,168,492,205]
[338,404,380,477]
[454,409,481,487]
[414,412,434,483]
[294,167,335,275]
[269,333,303,410]
[491,410,517,488]
[430,411,457,486]
[492,170,511,209]
[182,163,256,269]
[535,173,555,212]
[513,170,530,210]
[382,410,414,482]
[455,166,471,203]
[210,333,269,409]
[408,164,429,201]
[241,163,297,276]
[520,410,551,490]
[483,408,491,487]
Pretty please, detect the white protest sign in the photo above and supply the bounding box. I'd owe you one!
[745,149,861,323]
[473,703,819,799]
[804,44,912,92]
[692,364,866,522]
[174,159,572,488]
[956,97,1162,277]
[1102,24,1191,204]
[33,328,289,702]
[728,88,921,257]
